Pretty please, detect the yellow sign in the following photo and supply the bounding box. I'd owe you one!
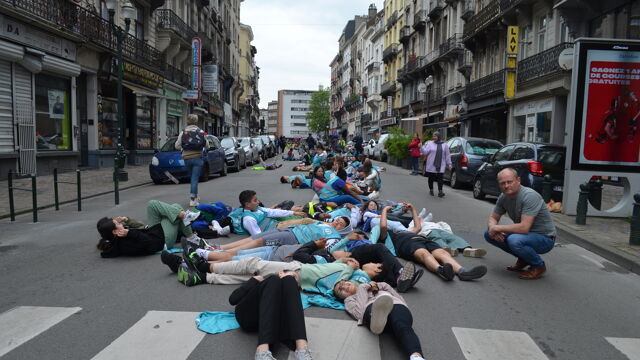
[507,26,519,55]
[505,70,516,99]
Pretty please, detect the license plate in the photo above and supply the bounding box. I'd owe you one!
[553,185,563,192]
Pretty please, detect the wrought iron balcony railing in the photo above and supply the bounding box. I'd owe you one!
[461,0,475,21]
[382,43,399,62]
[438,33,464,60]
[462,0,500,41]
[499,0,523,12]
[457,50,473,78]
[465,69,505,101]
[386,10,398,30]
[380,81,397,96]
[361,113,372,124]
[366,61,381,73]
[517,43,573,86]
[400,25,413,43]
[413,10,427,30]
[165,63,191,87]
[429,0,445,19]
[157,9,197,43]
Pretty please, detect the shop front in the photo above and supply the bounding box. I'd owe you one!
[0,14,81,178]
[509,97,563,144]
[464,103,508,144]
[163,86,187,144]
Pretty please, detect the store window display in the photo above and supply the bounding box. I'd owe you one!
[136,96,155,149]
[98,97,118,149]
[35,74,71,150]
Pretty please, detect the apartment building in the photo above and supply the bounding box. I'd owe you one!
[380,0,405,132]
[361,5,385,139]
[277,90,315,138]
[267,101,278,134]
[239,23,260,136]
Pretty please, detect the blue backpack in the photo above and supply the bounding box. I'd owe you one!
[181,129,206,151]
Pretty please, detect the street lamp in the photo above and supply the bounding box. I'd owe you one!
[418,75,433,129]
[106,0,136,188]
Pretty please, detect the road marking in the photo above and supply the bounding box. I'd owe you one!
[91,311,204,360]
[452,327,548,360]
[606,337,640,360]
[289,317,380,360]
[0,306,81,357]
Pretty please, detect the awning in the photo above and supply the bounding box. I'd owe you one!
[367,128,378,134]
[193,106,209,114]
[422,121,450,129]
[401,111,443,121]
[123,82,166,98]
[0,39,24,62]
[42,54,81,77]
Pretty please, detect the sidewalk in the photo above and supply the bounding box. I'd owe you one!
[553,213,640,275]
[0,166,152,219]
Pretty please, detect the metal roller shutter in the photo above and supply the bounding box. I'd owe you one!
[0,60,13,153]
[14,64,36,175]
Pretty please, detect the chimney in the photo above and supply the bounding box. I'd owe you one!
[368,4,377,19]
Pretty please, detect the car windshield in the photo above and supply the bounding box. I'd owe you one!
[261,136,270,142]
[241,138,251,146]
[252,138,262,145]
[160,138,178,152]
[465,141,503,155]
[221,138,235,149]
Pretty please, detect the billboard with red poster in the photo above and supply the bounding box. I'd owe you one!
[572,40,640,171]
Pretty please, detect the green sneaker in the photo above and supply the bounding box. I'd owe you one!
[177,263,204,286]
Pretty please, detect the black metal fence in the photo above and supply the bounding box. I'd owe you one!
[157,9,197,42]
[466,69,505,101]
[517,43,574,86]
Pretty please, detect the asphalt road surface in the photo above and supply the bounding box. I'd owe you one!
[1,161,639,360]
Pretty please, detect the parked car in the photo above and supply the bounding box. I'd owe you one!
[443,137,504,188]
[252,136,266,160]
[364,139,377,157]
[221,137,247,172]
[149,135,227,184]
[260,135,274,158]
[372,134,390,161]
[269,135,278,153]
[472,142,566,201]
[240,137,260,165]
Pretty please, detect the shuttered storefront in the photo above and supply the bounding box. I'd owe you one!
[14,64,35,175]
[0,60,13,153]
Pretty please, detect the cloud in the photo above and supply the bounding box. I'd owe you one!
[240,0,384,108]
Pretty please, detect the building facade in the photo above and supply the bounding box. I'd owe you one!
[380,0,405,132]
[239,23,260,136]
[267,101,278,134]
[277,90,314,138]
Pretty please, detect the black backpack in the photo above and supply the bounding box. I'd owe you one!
[181,129,205,151]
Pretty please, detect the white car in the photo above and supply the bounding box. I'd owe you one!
[372,134,390,161]
[363,139,377,157]
[240,137,261,165]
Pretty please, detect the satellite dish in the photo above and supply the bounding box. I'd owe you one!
[418,83,427,93]
[558,48,574,70]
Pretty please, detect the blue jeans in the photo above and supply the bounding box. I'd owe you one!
[184,157,204,197]
[325,194,362,206]
[483,230,555,268]
[410,156,420,173]
[232,246,277,261]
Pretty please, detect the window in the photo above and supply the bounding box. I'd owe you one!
[292,123,307,127]
[291,115,306,119]
[449,139,462,153]
[35,74,72,150]
[135,6,145,40]
[136,96,155,149]
[511,145,535,161]
[537,16,547,53]
[493,145,514,162]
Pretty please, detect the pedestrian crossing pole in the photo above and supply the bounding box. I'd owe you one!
[631,193,640,245]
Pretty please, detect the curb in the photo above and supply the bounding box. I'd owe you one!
[0,181,153,220]
[555,222,640,276]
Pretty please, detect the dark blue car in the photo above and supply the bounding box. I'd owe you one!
[149,135,227,184]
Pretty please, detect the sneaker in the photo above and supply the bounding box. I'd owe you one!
[423,212,433,222]
[397,262,416,293]
[457,265,488,281]
[277,200,295,210]
[368,191,380,200]
[438,192,445,198]
[182,210,200,226]
[161,251,182,273]
[418,208,426,218]
[436,263,455,281]
[410,268,425,288]
[255,350,277,360]
[189,197,200,207]
[211,220,231,236]
[219,225,231,236]
[183,234,204,250]
[183,249,209,276]
[429,190,434,196]
[177,262,204,286]
[294,348,313,360]
[442,247,459,257]
[201,237,222,251]
[463,248,487,258]
[369,294,394,335]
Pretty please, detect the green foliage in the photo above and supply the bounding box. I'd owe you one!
[386,126,411,159]
[422,128,434,142]
[306,90,330,134]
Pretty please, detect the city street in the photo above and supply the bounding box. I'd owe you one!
[1,161,639,360]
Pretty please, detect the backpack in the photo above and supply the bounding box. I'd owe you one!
[181,129,206,151]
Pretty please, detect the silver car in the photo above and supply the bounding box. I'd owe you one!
[240,137,261,165]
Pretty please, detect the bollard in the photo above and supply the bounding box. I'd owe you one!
[8,170,15,221]
[576,182,590,225]
[76,169,81,212]
[542,174,552,203]
[114,169,120,205]
[631,193,640,246]
[31,173,37,223]
[53,168,59,210]
[588,178,603,210]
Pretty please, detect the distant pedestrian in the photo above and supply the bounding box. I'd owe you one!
[484,168,556,280]
[175,114,210,207]
[306,134,316,150]
[420,131,451,197]
[353,134,364,155]
[408,133,421,175]
[280,135,286,153]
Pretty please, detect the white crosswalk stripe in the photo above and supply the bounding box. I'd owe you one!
[605,337,640,360]
[452,327,549,360]
[91,310,205,360]
[0,306,81,357]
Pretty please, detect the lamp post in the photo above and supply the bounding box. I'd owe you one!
[106,0,136,185]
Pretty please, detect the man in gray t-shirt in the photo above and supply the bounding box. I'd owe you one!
[484,168,556,280]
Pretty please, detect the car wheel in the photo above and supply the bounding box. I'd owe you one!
[381,153,388,162]
[450,170,460,189]
[473,177,486,200]
[220,162,228,176]
[199,164,209,182]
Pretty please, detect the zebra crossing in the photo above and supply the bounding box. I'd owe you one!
[0,306,638,360]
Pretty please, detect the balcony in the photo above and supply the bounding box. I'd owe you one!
[157,9,197,44]
[517,43,573,86]
[382,43,399,63]
[380,81,397,97]
[457,50,473,79]
[462,0,500,41]
[428,0,445,19]
[344,94,362,112]
[386,11,398,30]
[438,34,464,60]
[499,0,524,12]
[413,10,427,30]
[400,25,413,44]
[367,93,383,105]
[461,0,475,21]
[366,61,381,73]
[465,69,505,102]
[165,63,191,87]
[361,113,372,124]
[425,48,440,66]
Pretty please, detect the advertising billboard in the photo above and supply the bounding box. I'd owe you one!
[571,40,640,171]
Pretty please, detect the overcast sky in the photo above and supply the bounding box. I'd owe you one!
[240,0,384,108]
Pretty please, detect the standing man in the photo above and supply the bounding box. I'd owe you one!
[353,134,364,155]
[484,168,556,280]
[306,134,316,150]
[421,131,451,197]
[175,114,209,207]
[280,135,287,153]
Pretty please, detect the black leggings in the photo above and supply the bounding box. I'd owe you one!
[351,243,403,287]
[235,276,306,349]
[426,172,444,192]
[364,304,422,357]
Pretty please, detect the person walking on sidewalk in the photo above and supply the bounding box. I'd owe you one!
[175,114,210,207]
[408,133,421,175]
[484,168,556,280]
[421,131,451,197]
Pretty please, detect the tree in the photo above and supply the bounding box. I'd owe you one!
[306,89,330,135]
